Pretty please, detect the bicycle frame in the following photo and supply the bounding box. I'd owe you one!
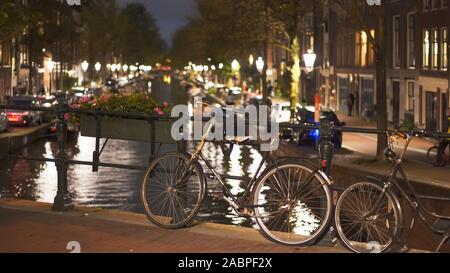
[366,133,450,250]
[175,110,273,211]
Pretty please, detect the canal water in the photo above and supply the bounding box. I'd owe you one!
[0,79,265,228]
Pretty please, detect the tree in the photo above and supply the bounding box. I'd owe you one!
[170,0,322,111]
[120,3,166,65]
[329,0,395,160]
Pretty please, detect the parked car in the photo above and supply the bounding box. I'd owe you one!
[273,102,302,123]
[0,110,9,132]
[225,87,242,105]
[291,106,346,148]
[6,96,43,126]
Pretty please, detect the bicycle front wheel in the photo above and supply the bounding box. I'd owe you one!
[335,182,401,253]
[252,161,333,246]
[141,153,206,229]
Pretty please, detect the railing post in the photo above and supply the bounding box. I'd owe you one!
[92,109,101,172]
[318,120,334,176]
[52,93,74,212]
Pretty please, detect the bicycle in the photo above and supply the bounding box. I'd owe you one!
[427,140,449,167]
[334,129,450,253]
[140,105,334,246]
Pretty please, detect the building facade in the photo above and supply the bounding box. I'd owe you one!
[314,0,449,132]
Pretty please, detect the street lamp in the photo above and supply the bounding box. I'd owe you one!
[249,54,254,66]
[81,61,89,88]
[231,59,240,72]
[303,49,317,73]
[111,64,117,73]
[123,64,129,73]
[255,57,265,94]
[95,62,101,72]
[81,60,89,73]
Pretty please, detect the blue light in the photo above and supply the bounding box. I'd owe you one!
[309,129,320,141]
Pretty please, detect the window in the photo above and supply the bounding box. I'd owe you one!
[407,82,415,112]
[361,31,368,67]
[355,32,361,66]
[19,45,28,64]
[393,15,400,68]
[407,13,415,68]
[343,34,348,66]
[431,28,439,69]
[369,30,375,65]
[423,30,430,68]
[424,0,432,10]
[442,27,448,70]
[337,35,342,65]
[349,33,355,66]
[432,0,440,9]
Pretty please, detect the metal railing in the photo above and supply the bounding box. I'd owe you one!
[1,94,449,211]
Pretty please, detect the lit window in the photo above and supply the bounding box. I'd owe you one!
[442,28,448,70]
[407,82,415,112]
[393,15,400,68]
[407,14,415,68]
[361,31,368,67]
[423,29,430,68]
[432,29,439,69]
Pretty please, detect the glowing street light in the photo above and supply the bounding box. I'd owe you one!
[255,57,264,73]
[95,62,102,72]
[81,60,89,72]
[249,54,254,66]
[218,63,224,69]
[303,49,317,72]
[231,59,240,72]
[123,64,129,72]
[255,57,265,93]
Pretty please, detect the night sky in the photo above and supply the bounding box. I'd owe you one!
[118,0,197,46]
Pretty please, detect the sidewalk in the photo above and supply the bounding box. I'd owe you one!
[0,199,347,253]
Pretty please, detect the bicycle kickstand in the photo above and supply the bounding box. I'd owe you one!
[435,234,449,253]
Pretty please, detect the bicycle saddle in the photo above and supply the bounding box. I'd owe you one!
[225,136,253,145]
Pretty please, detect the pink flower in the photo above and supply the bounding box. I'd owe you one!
[100,94,110,102]
[80,96,91,103]
[163,102,169,108]
[64,113,71,121]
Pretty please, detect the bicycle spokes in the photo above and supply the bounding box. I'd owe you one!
[141,154,205,228]
[335,183,400,253]
[253,163,332,246]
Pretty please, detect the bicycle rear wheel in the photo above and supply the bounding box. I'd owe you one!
[141,153,206,229]
[335,182,401,253]
[252,161,333,246]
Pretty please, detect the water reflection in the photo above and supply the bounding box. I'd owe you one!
[0,129,268,227]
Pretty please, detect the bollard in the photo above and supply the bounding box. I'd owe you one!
[52,93,74,212]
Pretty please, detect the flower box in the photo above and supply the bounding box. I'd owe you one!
[79,114,175,144]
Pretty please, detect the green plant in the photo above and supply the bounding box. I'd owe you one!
[398,119,419,131]
[68,92,171,124]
